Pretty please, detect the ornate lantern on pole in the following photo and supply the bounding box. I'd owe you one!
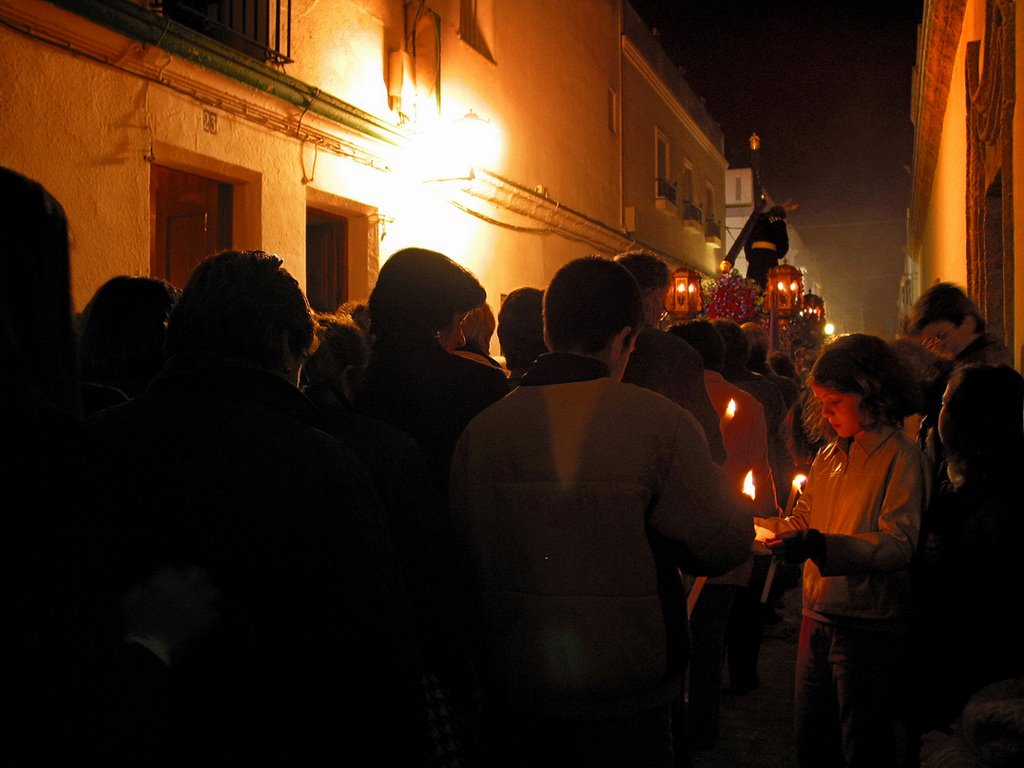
[765,263,804,354]
[800,293,825,328]
[665,267,703,322]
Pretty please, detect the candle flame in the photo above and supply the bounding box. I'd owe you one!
[726,399,737,418]
[742,470,756,500]
[783,474,808,517]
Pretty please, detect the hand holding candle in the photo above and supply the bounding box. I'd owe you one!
[784,474,807,518]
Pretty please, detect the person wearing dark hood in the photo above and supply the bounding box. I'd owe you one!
[744,205,789,288]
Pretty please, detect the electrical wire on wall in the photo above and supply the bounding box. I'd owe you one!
[298,88,322,184]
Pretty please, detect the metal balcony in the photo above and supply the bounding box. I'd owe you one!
[160,0,292,64]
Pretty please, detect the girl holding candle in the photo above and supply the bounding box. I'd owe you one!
[756,333,930,767]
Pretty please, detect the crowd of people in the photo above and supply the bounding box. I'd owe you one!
[5,163,1023,767]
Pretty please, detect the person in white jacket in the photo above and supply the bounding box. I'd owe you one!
[450,255,752,767]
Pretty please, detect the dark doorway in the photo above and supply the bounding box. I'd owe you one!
[150,165,233,289]
[306,209,348,313]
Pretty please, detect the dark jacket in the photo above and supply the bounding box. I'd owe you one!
[306,380,469,672]
[956,332,1012,367]
[86,352,424,764]
[744,212,789,261]
[623,325,728,465]
[354,336,511,500]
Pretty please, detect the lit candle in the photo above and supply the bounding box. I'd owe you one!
[762,474,807,604]
[742,470,756,500]
[784,474,808,518]
[725,398,737,419]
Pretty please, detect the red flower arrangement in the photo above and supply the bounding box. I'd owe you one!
[701,270,764,323]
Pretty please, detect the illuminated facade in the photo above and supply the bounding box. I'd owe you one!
[0,0,727,354]
[907,0,1022,369]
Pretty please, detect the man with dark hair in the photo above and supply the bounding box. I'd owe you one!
[87,250,425,764]
[906,282,1011,487]
[907,282,1011,367]
[451,255,751,767]
[614,249,727,465]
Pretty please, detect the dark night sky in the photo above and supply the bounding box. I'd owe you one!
[627,0,924,337]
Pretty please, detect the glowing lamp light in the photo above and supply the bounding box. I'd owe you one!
[416,109,502,182]
[453,109,500,172]
[666,267,704,320]
[765,263,804,317]
[824,322,836,335]
[800,293,826,325]
[726,399,737,419]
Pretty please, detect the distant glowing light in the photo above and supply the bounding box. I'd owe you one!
[824,322,835,335]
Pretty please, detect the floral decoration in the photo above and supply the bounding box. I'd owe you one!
[701,270,764,323]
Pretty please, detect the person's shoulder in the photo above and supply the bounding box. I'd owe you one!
[629,326,702,371]
[614,378,703,427]
[642,326,698,354]
[731,385,764,415]
[957,333,1012,367]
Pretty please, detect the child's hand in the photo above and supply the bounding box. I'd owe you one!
[767,529,826,566]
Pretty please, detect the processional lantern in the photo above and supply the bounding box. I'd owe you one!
[666,267,703,320]
[766,264,804,318]
[800,293,825,325]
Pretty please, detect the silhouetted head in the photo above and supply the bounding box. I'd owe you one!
[711,318,751,379]
[497,286,547,374]
[544,256,642,356]
[301,311,368,403]
[368,247,486,344]
[614,250,670,326]
[740,321,771,371]
[165,250,314,377]
[767,351,800,383]
[460,302,497,353]
[668,319,725,373]
[79,275,180,395]
[0,166,80,417]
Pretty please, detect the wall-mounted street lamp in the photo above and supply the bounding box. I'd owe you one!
[417,109,502,182]
[450,109,500,178]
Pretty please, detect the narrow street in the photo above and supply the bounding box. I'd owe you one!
[689,586,801,768]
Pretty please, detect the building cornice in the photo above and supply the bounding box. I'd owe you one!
[12,0,408,147]
[909,0,968,255]
[621,36,727,167]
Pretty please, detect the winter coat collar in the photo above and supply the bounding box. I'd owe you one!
[518,352,610,386]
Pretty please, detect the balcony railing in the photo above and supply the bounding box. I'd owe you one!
[160,0,292,64]
[682,200,703,233]
[704,218,722,247]
[682,200,703,224]
[655,177,678,205]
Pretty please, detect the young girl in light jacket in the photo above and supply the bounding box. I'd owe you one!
[756,333,930,768]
